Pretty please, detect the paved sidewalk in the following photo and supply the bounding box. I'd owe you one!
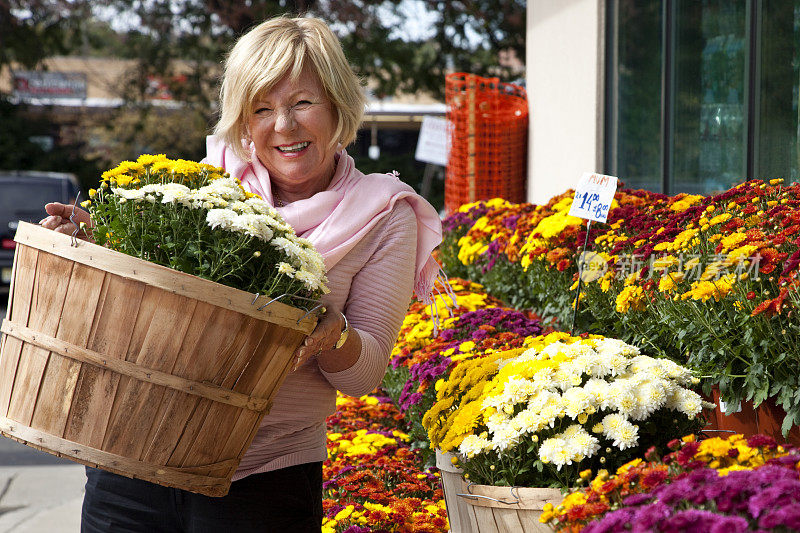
[0,464,85,533]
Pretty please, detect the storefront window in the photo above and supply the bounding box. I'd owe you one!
[757,1,800,182]
[607,0,663,192]
[607,0,800,194]
[672,1,747,194]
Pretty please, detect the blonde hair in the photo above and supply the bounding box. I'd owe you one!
[215,16,367,161]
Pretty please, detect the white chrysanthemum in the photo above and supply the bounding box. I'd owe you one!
[627,355,661,377]
[602,413,639,450]
[528,390,561,412]
[538,437,572,470]
[490,422,521,452]
[511,409,545,434]
[526,369,551,391]
[562,425,601,459]
[291,243,326,275]
[583,351,620,378]
[458,434,492,458]
[612,424,638,449]
[605,380,637,415]
[561,342,596,360]
[594,338,640,358]
[667,387,703,417]
[244,196,278,215]
[294,269,325,291]
[560,359,590,381]
[538,404,562,428]
[206,209,237,231]
[158,183,193,204]
[112,187,146,200]
[658,359,694,384]
[484,377,536,409]
[583,378,609,406]
[605,354,630,377]
[485,413,510,433]
[277,262,296,275]
[552,368,582,391]
[500,347,543,370]
[198,177,246,201]
[272,236,307,264]
[539,341,568,360]
[628,379,668,421]
[228,200,252,214]
[231,214,275,242]
[562,386,592,418]
[601,413,625,433]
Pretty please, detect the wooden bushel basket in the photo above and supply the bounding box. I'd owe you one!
[457,484,562,533]
[0,222,317,497]
[435,449,474,533]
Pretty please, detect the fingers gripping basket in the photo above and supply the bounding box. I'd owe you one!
[0,222,317,497]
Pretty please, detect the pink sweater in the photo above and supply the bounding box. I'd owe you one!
[231,200,418,480]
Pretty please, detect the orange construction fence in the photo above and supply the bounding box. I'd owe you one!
[444,73,528,214]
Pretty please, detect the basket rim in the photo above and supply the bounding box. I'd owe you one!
[12,221,317,334]
[457,482,563,510]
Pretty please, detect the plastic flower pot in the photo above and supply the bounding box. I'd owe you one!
[712,387,759,438]
[755,399,800,446]
[711,387,800,446]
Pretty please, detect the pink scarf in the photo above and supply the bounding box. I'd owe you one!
[203,135,448,307]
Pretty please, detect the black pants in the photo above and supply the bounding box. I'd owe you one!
[81,463,323,533]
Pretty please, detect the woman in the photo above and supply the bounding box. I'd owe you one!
[41,16,443,533]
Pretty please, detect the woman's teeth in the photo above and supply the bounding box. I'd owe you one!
[277,142,309,153]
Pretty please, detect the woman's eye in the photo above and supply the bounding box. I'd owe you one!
[255,107,273,115]
[294,100,313,110]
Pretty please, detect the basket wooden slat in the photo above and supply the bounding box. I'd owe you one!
[435,449,474,533]
[32,261,104,438]
[65,274,144,450]
[9,252,73,426]
[0,245,31,415]
[0,222,317,496]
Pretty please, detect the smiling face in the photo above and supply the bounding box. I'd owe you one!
[247,63,339,201]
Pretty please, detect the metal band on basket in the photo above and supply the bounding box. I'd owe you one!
[456,482,522,505]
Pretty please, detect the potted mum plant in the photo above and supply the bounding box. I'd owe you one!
[0,154,326,497]
[422,332,708,532]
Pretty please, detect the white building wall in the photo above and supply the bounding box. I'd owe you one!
[526,0,605,205]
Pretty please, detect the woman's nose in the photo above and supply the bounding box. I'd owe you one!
[274,108,297,132]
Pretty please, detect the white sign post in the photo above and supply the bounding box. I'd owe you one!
[414,116,450,167]
[568,172,619,334]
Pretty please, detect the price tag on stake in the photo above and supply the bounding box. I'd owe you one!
[568,172,619,223]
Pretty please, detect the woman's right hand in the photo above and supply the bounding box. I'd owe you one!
[39,203,93,241]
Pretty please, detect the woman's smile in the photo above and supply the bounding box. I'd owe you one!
[276,141,311,154]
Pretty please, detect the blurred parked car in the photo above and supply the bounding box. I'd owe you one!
[1,171,81,294]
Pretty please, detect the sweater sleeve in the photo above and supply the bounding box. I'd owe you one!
[320,200,418,396]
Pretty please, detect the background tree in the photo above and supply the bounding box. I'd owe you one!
[0,0,103,185]
[2,0,525,197]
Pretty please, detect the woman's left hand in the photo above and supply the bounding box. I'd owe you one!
[291,305,348,372]
[40,202,94,241]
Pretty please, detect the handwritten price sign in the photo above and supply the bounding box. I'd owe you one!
[568,172,619,223]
